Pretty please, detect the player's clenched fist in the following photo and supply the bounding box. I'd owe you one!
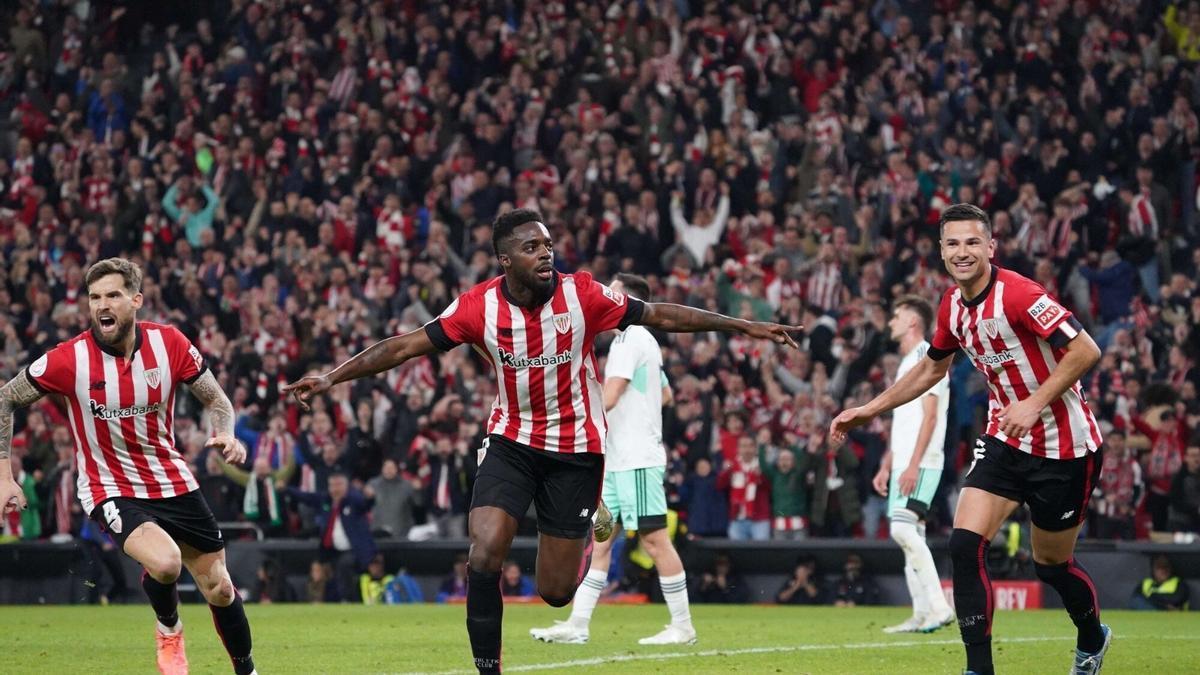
[281,374,332,411]
[0,479,27,514]
[206,434,247,464]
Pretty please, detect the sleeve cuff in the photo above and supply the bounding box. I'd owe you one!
[23,367,49,394]
[183,364,209,385]
[1046,316,1084,350]
[424,320,458,352]
[926,345,956,361]
[618,298,645,331]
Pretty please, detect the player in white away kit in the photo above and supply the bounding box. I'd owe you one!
[873,296,955,634]
[832,205,1110,675]
[530,274,696,646]
[0,259,256,675]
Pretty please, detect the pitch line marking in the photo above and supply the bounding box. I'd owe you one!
[410,634,1198,674]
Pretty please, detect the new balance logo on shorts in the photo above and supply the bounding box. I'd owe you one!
[578,508,589,517]
[1060,510,1075,520]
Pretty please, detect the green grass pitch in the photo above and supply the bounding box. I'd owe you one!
[4,603,1198,673]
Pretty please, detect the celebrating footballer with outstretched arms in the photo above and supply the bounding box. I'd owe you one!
[285,209,800,674]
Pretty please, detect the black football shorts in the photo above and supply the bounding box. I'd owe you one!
[963,434,1103,532]
[470,434,604,539]
[91,490,225,553]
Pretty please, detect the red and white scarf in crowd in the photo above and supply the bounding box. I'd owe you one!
[1128,192,1158,238]
[726,458,767,521]
[377,208,408,253]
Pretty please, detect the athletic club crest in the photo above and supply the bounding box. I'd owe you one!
[144,368,161,389]
[981,319,1000,340]
[553,313,571,335]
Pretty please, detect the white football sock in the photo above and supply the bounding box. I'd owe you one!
[659,572,691,626]
[156,618,182,635]
[568,568,607,627]
[893,511,952,617]
[904,559,928,618]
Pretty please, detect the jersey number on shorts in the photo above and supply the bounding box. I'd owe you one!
[966,439,987,476]
[477,437,490,466]
[102,501,123,534]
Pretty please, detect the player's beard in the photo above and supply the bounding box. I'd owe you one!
[525,267,555,303]
[93,314,135,348]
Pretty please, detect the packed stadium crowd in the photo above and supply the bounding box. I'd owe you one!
[2,0,1200,563]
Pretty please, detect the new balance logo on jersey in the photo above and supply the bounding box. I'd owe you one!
[497,348,571,369]
[88,399,162,420]
[89,380,106,391]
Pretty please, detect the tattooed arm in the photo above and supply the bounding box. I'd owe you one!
[186,370,247,464]
[281,327,439,411]
[0,371,44,512]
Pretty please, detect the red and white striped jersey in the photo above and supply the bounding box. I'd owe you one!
[25,322,205,513]
[805,262,843,312]
[425,271,644,454]
[929,267,1102,459]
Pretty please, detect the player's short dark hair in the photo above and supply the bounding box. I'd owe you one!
[85,258,143,295]
[492,208,544,256]
[938,203,992,238]
[894,295,934,334]
[614,273,651,301]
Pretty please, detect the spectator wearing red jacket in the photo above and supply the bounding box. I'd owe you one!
[1132,405,1187,531]
[718,436,771,540]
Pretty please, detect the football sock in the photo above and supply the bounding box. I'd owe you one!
[209,595,255,675]
[949,528,993,675]
[659,572,691,626]
[568,568,606,627]
[142,571,180,630]
[891,513,928,618]
[467,567,503,674]
[1035,559,1104,653]
[903,561,928,618]
[894,513,953,617]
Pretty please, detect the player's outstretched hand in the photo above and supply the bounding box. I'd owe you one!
[829,406,872,445]
[741,321,803,349]
[0,479,27,514]
[281,374,332,411]
[206,434,247,465]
